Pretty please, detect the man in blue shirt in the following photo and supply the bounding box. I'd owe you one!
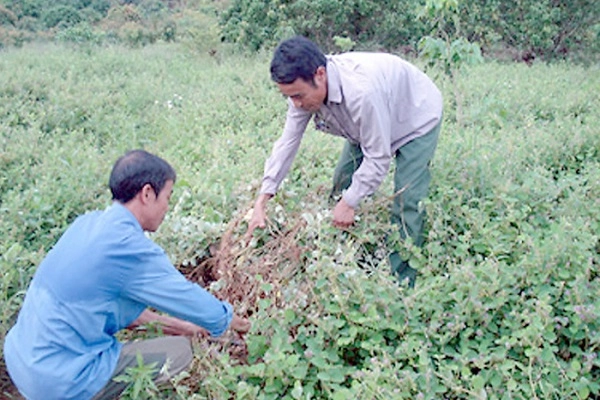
[4,150,250,400]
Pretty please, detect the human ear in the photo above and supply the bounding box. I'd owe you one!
[314,66,326,81]
[313,66,327,91]
[140,184,155,204]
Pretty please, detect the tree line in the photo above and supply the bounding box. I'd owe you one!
[0,0,598,61]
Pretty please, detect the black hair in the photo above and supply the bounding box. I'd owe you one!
[109,149,176,203]
[270,36,327,85]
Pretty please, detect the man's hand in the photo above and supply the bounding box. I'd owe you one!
[333,198,355,228]
[246,193,273,239]
[230,315,251,334]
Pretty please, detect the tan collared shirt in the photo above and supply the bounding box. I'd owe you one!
[261,52,443,208]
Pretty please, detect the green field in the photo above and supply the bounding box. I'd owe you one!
[1,43,598,399]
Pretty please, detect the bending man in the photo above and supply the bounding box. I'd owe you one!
[248,36,443,287]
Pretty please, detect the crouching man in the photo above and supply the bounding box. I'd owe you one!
[4,149,250,400]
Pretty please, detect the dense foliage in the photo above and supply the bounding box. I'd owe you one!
[0,41,598,399]
[0,0,598,61]
[0,0,183,47]
[220,0,425,53]
[220,0,600,60]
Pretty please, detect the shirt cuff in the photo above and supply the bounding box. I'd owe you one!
[208,301,234,337]
[342,187,361,209]
[260,180,278,196]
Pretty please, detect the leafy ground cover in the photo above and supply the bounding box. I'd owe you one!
[0,43,598,399]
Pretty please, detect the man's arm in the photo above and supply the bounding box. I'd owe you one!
[129,309,250,336]
[249,103,311,236]
[128,309,209,337]
[124,249,238,337]
[341,91,393,210]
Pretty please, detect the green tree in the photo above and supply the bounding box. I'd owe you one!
[418,0,482,126]
[0,4,17,26]
[219,0,425,52]
[219,0,599,59]
[220,0,286,51]
[42,5,82,29]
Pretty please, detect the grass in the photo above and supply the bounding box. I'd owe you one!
[0,42,598,399]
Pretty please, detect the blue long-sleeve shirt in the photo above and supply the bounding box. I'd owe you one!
[4,203,233,400]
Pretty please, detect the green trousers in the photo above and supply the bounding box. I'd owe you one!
[92,336,193,400]
[331,122,441,287]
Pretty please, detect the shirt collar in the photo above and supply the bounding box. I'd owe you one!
[325,58,343,104]
[109,201,143,232]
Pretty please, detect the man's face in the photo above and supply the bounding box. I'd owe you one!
[145,179,173,232]
[277,66,327,112]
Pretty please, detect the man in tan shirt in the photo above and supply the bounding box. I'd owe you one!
[248,36,443,287]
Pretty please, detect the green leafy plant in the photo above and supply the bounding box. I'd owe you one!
[332,35,355,53]
[113,352,160,400]
[418,0,483,126]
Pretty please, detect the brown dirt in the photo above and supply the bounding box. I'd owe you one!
[179,212,308,364]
